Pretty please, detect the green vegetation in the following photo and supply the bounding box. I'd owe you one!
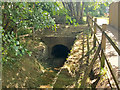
[1,1,112,88]
[2,2,56,64]
[84,2,109,17]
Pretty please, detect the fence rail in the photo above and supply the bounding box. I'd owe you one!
[84,14,120,89]
[88,15,120,55]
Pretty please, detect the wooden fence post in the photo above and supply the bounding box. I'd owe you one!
[87,30,90,64]
[80,44,101,88]
[82,32,85,57]
[91,16,93,28]
[101,24,107,68]
[87,14,89,26]
[93,18,97,47]
[101,24,107,50]
[90,16,93,36]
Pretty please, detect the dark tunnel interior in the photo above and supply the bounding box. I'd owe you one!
[51,45,70,58]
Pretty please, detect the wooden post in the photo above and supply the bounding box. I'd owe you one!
[93,18,97,47]
[91,16,93,28]
[80,44,101,88]
[88,15,90,27]
[87,30,90,64]
[101,24,107,68]
[87,14,89,25]
[90,16,93,36]
[94,18,97,35]
[101,24,107,50]
[82,32,84,57]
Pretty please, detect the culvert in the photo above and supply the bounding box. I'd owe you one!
[51,44,70,68]
[51,44,70,58]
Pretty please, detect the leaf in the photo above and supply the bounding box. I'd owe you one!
[27,51,32,56]
[16,41,20,45]
[104,3,107,6]
[15,46,19,52]
[22,49,25,54]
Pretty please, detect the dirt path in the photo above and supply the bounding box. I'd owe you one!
[97,18,109,25]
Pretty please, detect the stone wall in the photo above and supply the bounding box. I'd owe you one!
[119,2,120,30]
[52,15,66,24]
[41,36,76,58]
[109,2,120,29]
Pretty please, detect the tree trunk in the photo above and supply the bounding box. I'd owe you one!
[73,2,76,18]
[86,3,88,23]
[85,2,88,15]
[65,2,69,11]
[64,2,76,18]
[76,2,81,23]
[80,2,84,21]
[71,2,75,17]
[62,2,66,8]
[67,2,74,17]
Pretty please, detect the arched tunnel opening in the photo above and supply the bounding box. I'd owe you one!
[51,45,70,58]
[51,45,70,68]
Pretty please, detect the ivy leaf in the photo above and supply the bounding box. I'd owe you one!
[16,41,20,45]
[27,51,32,56]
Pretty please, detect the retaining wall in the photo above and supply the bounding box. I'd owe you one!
[109,1,120,29]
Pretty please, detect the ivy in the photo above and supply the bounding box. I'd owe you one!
[2,31,32,63]
[2,2,57,64]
